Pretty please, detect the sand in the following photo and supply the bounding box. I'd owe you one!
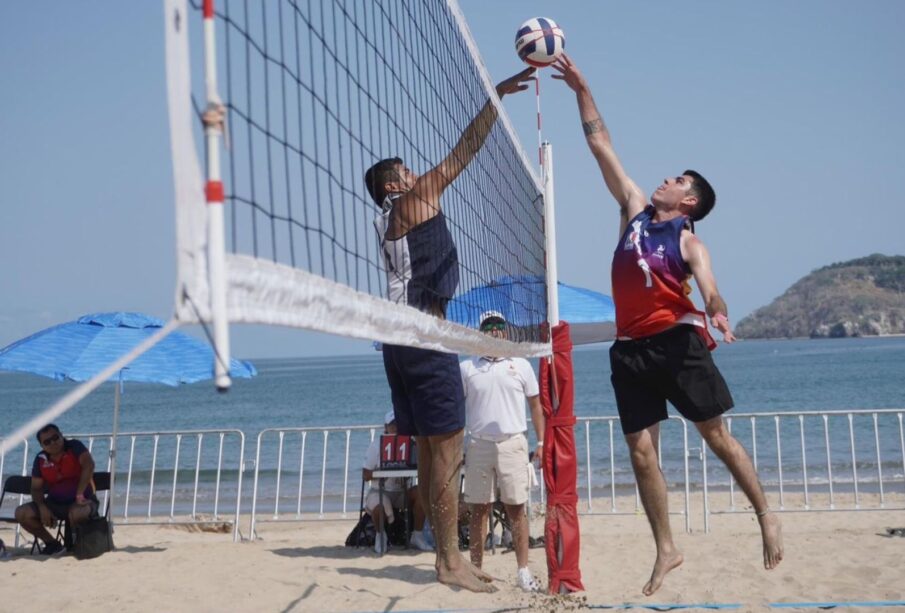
[1,494,903,612]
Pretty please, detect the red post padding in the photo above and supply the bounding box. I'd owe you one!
[539,321,584,593]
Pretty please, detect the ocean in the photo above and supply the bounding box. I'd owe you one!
[3,336,903,435]
[1,337,903,516]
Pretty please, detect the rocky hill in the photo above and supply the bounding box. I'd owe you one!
[734,254,905,339]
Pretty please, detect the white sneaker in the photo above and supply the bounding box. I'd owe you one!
[374,531,388,554]
[517,567,541,592]
[409,530,434,552]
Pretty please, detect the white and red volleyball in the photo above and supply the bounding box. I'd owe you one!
[514,17,565,67]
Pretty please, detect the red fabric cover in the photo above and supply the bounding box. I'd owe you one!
[539,321,584,593]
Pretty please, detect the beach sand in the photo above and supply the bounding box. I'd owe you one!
[1,494,903,612]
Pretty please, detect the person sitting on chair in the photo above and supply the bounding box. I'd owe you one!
[14,423,97,555]
[362,411,433,554]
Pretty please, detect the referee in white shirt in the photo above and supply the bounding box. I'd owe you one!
[460,311,545,592]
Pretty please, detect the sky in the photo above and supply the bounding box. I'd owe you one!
[1,1,903,360]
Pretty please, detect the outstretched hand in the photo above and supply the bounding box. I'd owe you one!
[495,66,536,97]
[711,314,737,343]
[550,53,587,92]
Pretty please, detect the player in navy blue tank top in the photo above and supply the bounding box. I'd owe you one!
[364,67,535,593]
[553,52,783,595]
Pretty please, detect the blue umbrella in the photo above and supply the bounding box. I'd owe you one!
[0,312,256,522]
[0,311,256,384]
[448,276,615,346]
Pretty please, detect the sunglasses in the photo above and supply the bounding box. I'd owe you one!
[41,433,61,446]
[480,322,506,332]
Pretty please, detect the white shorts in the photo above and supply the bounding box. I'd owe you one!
[364,488,405,524]
[464,434,529,505]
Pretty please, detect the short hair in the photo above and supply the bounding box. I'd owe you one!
[683,169,716,222]
[364,157,403,205]
[36,423,60,443]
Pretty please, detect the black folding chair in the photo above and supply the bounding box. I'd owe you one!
[0,475,44,553]
[0,475,32,523]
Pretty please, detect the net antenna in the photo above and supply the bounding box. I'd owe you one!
[165,0,552,377]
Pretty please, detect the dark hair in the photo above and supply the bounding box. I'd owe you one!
[36,423,60,443]
[683,169,716,222]
[364,157,403,205]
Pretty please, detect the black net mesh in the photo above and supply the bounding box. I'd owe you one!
[188,0,548,343]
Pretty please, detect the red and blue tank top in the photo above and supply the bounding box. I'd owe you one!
[611,206,714,347]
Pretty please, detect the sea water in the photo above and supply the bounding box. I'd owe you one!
[1,337,903,512]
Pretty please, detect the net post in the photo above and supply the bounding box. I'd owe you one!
[202,0,231,391]
[543,141,559,328]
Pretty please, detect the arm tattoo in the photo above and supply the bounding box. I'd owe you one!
[582,118,604,136]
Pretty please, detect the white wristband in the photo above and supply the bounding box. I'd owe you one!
[537,441,544,446]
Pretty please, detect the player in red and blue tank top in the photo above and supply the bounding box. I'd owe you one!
[553,52,784,595]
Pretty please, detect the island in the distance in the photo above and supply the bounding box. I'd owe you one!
[734,254,905,339]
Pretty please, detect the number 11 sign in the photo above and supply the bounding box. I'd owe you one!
[379,434,416,468]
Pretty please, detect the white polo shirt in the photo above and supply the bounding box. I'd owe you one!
[460,356,539,438]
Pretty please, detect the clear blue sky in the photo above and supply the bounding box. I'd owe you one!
[1,1,903,359]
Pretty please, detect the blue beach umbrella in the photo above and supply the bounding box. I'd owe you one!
[448,276,616,346]
[0,311,256,385]
[0,312,256,521]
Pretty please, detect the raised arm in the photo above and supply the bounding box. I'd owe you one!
[552,53,646,230]
[397,67,536,230]
[681,231,736,342]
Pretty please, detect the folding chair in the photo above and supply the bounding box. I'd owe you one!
[0,475,32,524]
[0,475,45,553]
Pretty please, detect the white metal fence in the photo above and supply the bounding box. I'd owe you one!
[1,429,246,542]
[3,409,903,544]
[702,409,905,531]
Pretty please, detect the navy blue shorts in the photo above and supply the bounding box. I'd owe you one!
[610,325,734,435]
[382,344,466,436]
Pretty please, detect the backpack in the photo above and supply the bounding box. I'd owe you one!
[73,517,114,560]
[344,509,413,548]
[345,513,376,547]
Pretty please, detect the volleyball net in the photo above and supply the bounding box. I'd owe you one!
[165,0,551,379]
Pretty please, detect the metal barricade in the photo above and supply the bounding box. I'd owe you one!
[702,409,905,532]
[573,416,692,532]
[249,426,378,539]
[7,409,902,543]
[0,429,245,542]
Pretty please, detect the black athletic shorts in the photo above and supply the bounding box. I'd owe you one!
[609,325,734,435]
[27,495,99,521]
[382,344,466,436]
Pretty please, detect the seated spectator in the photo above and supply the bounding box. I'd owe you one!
[362,411,433,554]
[14,424,98,555]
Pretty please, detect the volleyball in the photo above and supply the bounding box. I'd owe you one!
[514,17,565,67]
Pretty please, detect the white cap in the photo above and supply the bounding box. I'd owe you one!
[479,310,506,327]
[384,410,396,425]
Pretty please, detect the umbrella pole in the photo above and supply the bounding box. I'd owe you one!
[108,372,122,530]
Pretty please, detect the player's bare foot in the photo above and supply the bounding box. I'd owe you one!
[758,510,784,569]
[642,548,683,596]
[437,561,498,592]
[464,558,497,583]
